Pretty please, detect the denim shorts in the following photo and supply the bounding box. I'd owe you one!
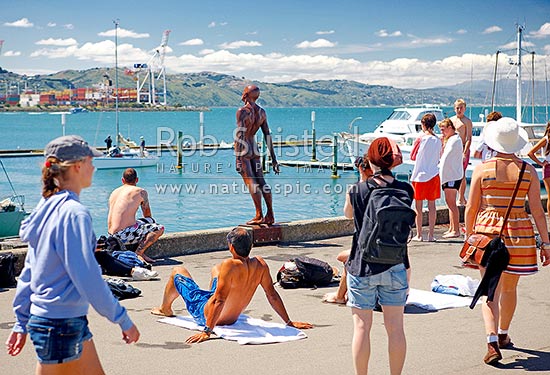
[347,263,408,310]
[27,315,92,364]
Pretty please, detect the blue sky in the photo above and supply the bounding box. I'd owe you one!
[1,0,549,88]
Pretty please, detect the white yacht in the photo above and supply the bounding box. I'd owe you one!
[340,105,445,178]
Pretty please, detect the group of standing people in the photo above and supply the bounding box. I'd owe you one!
[409,99,472,241]
[340,99,550,373]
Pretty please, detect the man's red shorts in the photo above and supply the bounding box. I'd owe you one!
[411,175,441,201]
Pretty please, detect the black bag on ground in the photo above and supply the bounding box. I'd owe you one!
[105,278,141,300]
[0,252,18,288]
[358,178,416,265]
[277,256,334,289]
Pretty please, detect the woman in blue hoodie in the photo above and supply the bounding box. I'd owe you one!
[6,135,139,374]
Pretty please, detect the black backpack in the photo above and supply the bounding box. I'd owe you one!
[105,278,141,300]
[357,178,416,265]
[277,256,334,289]
[0,252,18,288]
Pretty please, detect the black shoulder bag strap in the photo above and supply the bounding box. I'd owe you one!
[499,161,527,238]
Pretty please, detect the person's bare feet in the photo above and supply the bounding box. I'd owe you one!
[260,214,275,225]
[322,292,347,305]
[151,307,175,317]
[138,253,157,264]
[246,216,263,225]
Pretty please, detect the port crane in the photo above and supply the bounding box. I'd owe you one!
[127,30,171,106]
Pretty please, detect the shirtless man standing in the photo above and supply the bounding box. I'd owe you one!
[151,227,313,343]
[108,168,164,263]
[235,85,280,225]
[451,98,473,206]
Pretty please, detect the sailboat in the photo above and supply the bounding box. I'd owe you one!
[94,20,159,170]
[0,159,28,238]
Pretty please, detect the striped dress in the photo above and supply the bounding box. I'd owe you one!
[473,158,538,275]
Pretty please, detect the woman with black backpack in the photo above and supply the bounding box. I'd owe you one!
[345,137,414,375]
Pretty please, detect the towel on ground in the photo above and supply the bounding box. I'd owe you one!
[430,274,480,297]
[406,288,477,311]
[157,314,307,345]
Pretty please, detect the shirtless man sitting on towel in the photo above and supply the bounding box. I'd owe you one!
[108,168,164,263]
[151,227,313,343]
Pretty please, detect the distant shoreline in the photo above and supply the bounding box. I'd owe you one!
[0,103,533,113]
[0,105,210,113]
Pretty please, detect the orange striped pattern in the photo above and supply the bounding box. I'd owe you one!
[474,159,538,275]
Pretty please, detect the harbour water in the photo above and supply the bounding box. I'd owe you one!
[0,106,545,235]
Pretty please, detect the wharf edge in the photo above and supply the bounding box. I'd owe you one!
[3,197,548,275]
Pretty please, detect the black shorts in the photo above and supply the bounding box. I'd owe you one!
[442,179,462,190]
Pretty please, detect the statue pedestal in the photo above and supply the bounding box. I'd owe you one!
[239,223,282,245]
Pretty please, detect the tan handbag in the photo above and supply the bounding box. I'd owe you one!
[460,161,526,266]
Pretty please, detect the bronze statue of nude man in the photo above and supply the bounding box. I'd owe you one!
[235,85,280,225]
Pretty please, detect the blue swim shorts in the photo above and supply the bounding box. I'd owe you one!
[347,263,408,310]
[174,274,218,326]
[27,315,92,364]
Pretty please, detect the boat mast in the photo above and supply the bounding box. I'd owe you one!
[516,24,523,124]
[114,19,120,147]
[545,61,549,122]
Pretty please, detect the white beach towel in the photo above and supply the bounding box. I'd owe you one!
[406,288,476,311]
[157,314,307,345]
[430,274,480,297]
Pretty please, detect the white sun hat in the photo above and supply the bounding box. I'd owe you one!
[482,117,528,154]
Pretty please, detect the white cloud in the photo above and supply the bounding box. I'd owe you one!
[64,24,74,30]
[47,22,56,27]
[29,40,150,66]
[530,23,550,39]
[199,49,216,55]
[98,28,149,39]
[160,49,550,90]
[483,26,502,34]
[295,38,336,49]
[19,33,550,90]
[408,37,453,46]
[544,45,550,54]
[3,50,21,57]
[316,30,335,35]
[499,40,535,50]
[456,29,467,35]
[219,40,262,49]
[180,38,204,46]
[36,38,78,46]
[208,21,227,28]
[4,18,34,28]
[376,29,402,37]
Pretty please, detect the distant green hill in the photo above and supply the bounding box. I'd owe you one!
[0,67,547,107]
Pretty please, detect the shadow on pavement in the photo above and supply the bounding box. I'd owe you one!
[135,341,191,350]
[152,258,182,266]
[278,242,344,249]
[497,346,550,371]
[404,305,437,314]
